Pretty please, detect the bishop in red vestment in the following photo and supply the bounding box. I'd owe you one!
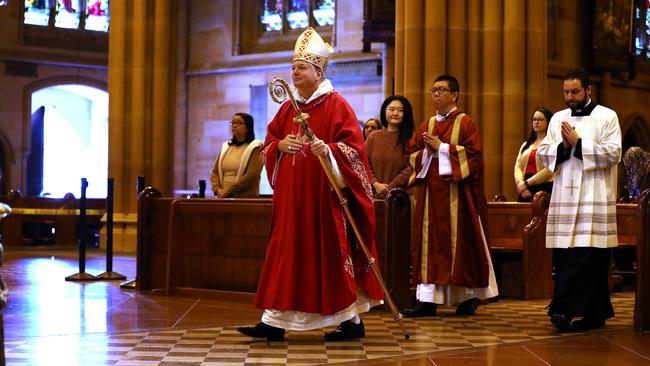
[237,27,383,342]
[402,75,498,318]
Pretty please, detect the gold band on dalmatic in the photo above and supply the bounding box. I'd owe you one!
[448,113,465,274]
[421,188,430,283]
[419,116,436,281]
[451,114,470,180]
[456,146,470,179]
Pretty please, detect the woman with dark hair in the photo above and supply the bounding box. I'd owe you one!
[365,95,415,198]
[514,107,554,201]
[210,113,263,198]
[363,118,382,140]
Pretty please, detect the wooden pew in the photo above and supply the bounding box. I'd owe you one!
[611,203,639,291]
[136,187,642,311]
[636,189,650,331]
[487,192,552,300]
[0,202,9,365]
[135,187,171,291]
[135,187,413,308]
[0,190,106,247]
[487,193,641,300]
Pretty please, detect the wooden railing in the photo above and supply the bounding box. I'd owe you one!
[135,187,413,307]
[134,188,648,330]
[0,190,105,247]
[487,192,552,299]
[636,189,650,331]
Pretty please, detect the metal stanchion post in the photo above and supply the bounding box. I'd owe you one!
[66,178,97,281]
[97,178,126,280]
[198,180,206,198]
[0,203,11,365]
[136,176,145,197]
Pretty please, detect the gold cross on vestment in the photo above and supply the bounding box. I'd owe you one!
[564,178,579,196]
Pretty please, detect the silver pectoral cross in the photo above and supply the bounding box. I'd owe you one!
[564,178,579,196]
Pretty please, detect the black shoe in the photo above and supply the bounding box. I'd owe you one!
[237,322,285,342]
[324,320,365,341]
[571,317,605,332]
[455,298,479,316]
[550,313,574,332]
[402,302,438,318]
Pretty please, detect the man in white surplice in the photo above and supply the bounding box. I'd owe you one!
[537,68,622,332]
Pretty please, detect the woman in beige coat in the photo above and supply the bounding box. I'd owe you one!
[210,113,263,198]
[514,108,554,201]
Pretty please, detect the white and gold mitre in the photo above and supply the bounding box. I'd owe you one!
[293,27,333,71]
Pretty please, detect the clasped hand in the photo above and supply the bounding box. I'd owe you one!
[423,132,442,151]
[279,134,328,157]
[516,181,532,199]
[561,121,579,148]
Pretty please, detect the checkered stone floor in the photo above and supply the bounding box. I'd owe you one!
[5,292,635,366]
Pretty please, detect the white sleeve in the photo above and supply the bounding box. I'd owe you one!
[327,146,347,188]
[438,143,451,175]
[416,148,433,179]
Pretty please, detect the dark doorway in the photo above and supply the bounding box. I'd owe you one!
[26,106,45,196]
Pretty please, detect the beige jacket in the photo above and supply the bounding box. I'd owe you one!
[210,140,263,197]
[514,141,554,187]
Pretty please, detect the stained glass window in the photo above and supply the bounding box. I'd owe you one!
[22,0,109,52]
[243,0,333,54]
[634,1,650,58]
[0,0,8,7]
[261,0,282,32]
[84,0,109,32]
[287,0,308,29]
[258,0,335,33]
[313,0,334,27]
[54,0,81,29]
[24,0,51,26]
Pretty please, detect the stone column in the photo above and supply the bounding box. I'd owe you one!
[480,0,504,198]
[382,44,395,98]
[394,0,405,100]
[394,0,547,198]
[422,0,446,121]
[500,0,527,198]
[107,0,177,252]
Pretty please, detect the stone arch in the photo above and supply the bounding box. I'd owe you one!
[23,76,108,154]
[620,112,650,151]
[21,76,107,190]
[0,130,16,194]
[619,112,650,199]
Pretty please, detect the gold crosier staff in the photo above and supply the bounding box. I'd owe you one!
[268,77,410,340]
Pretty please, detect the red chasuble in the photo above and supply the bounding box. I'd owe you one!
[256,91,384,315]
[406,109,490,288]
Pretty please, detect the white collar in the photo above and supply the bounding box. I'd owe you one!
[435,106,457,121]
[292,79,334,104]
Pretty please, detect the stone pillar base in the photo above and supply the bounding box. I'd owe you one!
[99,213,138,253]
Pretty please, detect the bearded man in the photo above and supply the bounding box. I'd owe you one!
[537,68,622,332]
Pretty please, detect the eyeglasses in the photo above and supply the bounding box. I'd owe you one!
[429,87,452,95]
[230,121,246,126]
